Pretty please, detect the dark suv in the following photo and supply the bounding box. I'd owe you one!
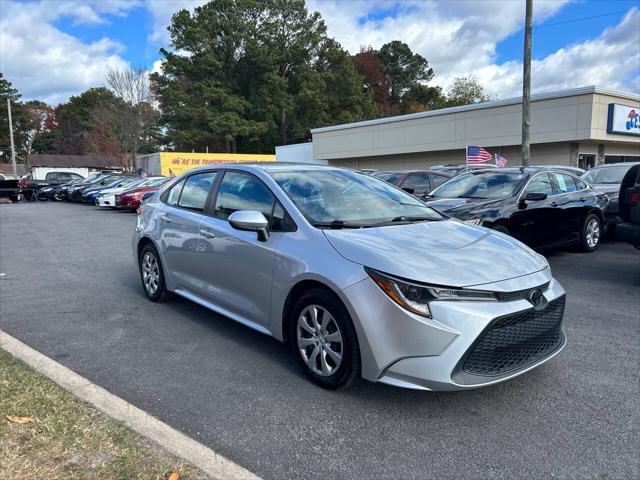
[616,164,640,249]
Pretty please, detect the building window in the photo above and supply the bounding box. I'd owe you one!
[604,155,640,164]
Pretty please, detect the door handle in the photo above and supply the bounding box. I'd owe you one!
[160,214,172,223]
[199,229,216,239]
[578,197,586,202]
[550,202,558,207]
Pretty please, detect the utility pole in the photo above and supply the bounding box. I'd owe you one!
[521,0,533,167]
[7,98,18,177]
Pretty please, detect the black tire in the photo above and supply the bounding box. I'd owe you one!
[577,213,602,252]
[139,244,170,302]
[492,224,511,236]
[289,288,361,389]
[9,195,18,203]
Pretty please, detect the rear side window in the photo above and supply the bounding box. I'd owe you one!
[164,179,185,207]
[523,173,553,196]
[574,178,588,191]
[401,173,430,193]
[214,172,274,221]
[178,172,217,211]
[552,173,577,194]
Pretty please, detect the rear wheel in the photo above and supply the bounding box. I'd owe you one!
[290,288,360,389]
[578,213,601,252]
[139,244,169,302]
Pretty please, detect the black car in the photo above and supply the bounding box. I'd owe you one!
[371,169,452,196]
[616,164,640,249]
[581,162,640,232]
[424,168,608,252]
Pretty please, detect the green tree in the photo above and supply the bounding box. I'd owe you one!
[400,84,446,114]
[446,75,489,106]
[152,0,374,152]
[375,41,433,115]
[0,73,34,162]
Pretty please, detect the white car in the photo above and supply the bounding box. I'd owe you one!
[97,177,164,207]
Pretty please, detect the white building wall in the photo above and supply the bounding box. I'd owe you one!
[30,166,89,180]
[275,143,325,164]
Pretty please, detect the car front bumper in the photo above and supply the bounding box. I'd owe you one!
[342,268,566,391]
[97,194,116,207]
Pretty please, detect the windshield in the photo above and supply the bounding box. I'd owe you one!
[582,166,632,184]
[430,172,526,199]
[271,169,443,227]
[371,171,405,185]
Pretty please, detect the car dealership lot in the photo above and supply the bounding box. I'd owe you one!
[1,202,638,479]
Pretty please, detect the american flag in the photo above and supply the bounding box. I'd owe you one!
[495,153,508,167]
[466,146,492,164]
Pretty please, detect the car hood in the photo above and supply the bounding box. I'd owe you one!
[323,220,548,288]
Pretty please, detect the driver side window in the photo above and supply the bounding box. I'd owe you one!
[523,173,553,196]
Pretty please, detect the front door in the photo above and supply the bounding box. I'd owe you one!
[196,171,282,325]
[511,172,557,247]
[578,154,596,170]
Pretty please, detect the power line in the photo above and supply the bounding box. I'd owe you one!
[534,10,629,29]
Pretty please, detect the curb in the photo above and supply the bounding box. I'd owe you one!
[0,330,261,480]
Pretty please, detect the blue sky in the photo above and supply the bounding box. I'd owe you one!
[1,0,638,105]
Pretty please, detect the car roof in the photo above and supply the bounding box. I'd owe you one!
[589,162,640,169]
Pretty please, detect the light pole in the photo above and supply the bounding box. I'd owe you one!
[521,0,533,167]
[7,98,17,177]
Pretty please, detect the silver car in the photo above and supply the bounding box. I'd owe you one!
[133,164,566,391]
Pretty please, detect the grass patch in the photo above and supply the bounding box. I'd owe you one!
[0,349,208,479]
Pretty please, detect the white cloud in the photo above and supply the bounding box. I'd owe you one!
[0,1,136,105]
[145,0,207,44]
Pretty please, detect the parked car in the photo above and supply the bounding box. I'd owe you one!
[581,162,640,233]
[371,170,452,196]
[616,164,640,249]
[424,168,608,252]
[430,164,497,176]
[81,176,142,203]
[19,171,85,201]
[134,164,566,390]
[97,176,166,208]
[54,173,104,200]
[68,173,135,201]
[37,177,87,201]
[116,177,171,210]
[0,177,21,201]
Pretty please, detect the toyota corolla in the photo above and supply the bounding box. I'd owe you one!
[133,164,566,391]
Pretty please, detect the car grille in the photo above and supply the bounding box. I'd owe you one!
[462,296,565,377]
[495,282,550,302]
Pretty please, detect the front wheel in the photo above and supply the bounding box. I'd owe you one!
[290,288,360,389]
[578,213,601,252]
[139,244,169,302]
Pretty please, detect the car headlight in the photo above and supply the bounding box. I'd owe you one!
[464,218,483,225]
[366,268,496,318]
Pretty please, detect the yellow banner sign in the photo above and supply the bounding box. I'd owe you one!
[159,152,275,176]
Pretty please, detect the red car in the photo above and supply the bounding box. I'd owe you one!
[371,169,452,197]
[116,177,171,211]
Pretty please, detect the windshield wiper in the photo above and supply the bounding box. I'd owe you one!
[455,195,487,199]
[312,220,364,229]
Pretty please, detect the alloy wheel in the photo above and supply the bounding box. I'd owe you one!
[141,251,160,295]
[297,305,343,377]
[586,218,600,248]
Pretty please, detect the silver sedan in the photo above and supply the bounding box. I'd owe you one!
[133,164,566,390]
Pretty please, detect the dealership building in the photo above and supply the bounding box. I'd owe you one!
[309,86,640,170]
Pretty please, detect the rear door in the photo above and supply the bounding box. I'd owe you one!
[196,171,288,325]
[157,171,218,291]
[549,172,586,243]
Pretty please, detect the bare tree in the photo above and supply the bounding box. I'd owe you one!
[105,66,157,170]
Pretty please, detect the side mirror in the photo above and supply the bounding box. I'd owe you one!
[402,187,415,194]
[523,192,547,202]
[228,210,270,242]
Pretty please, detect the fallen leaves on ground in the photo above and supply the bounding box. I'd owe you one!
[168,470,180,480]
[6,415,35,424]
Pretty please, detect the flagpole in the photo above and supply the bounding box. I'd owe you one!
[465,146,468,166]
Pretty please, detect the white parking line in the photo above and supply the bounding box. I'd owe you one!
[0,330,262,480]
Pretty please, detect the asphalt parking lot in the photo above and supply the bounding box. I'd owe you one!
[1,201,639,480]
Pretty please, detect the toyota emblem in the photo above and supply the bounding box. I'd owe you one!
[528,289,544,308]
